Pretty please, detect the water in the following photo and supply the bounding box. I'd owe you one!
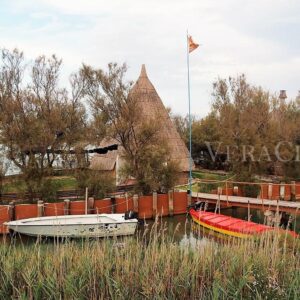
[138,207,300,246]
[1,208,299,245]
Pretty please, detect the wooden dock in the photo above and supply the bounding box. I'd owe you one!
[191,192,300,215]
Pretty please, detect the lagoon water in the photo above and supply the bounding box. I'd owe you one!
[1,207,299,245]
[141,207,300,245]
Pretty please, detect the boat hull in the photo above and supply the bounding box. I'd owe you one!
[6,214,138,238]
[190,209,271,238]
[191,214,250,238]
[190,209,298,238]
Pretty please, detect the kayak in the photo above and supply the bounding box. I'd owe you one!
[189,208,298,238]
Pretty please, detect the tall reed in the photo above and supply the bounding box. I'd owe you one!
[0,225,299,299]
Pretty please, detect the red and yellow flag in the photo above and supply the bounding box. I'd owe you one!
[188,36,199,53]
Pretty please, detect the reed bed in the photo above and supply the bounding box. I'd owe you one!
[0,225,299,299]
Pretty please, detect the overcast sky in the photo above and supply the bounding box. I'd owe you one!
[1,0,299,118]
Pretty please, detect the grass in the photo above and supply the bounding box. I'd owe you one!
[0,224,299,299]
[178,171,233,193]
[50,176,77,190]
[2,176,77,193]
[192,170,230,181]
[2,178,27,193]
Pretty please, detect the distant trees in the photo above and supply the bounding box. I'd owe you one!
[180,74,300,180]
[0,50,179,197]
[1,47,299,199]
[0,49,87,198]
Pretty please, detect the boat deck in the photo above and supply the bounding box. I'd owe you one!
[7,214,136,226]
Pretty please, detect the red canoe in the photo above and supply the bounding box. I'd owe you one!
[190,209,298,238]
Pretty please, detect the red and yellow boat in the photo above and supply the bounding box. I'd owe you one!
[190,208,298,239]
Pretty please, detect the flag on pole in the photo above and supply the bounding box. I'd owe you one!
[188,36,199,53]
[186,32,199,192]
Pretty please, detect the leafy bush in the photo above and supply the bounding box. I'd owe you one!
[75,169,115,198]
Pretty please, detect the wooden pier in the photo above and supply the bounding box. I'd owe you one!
[191,191,300,215]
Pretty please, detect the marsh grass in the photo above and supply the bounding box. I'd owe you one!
[0,224,299,299]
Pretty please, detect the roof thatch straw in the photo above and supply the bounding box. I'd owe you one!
[91,65,193,172]
[129,65,192,171]
[89,138,118,171]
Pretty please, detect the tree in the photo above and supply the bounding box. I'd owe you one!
[171,113,189,144]
[75,169,115,199]
[208,74,300,180]
[81,63,179,194]
[210,75,275,178]
[190,113,223,168]
[0,49,87,198]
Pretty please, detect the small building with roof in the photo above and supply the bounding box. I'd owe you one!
[90,65,193,187]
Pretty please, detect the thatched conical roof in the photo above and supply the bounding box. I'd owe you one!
[130,65,192,171]
[90,65,193,174]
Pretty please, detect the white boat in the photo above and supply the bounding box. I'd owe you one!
[5,213,138,238]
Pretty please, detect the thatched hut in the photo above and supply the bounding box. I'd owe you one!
[90,65,193,186]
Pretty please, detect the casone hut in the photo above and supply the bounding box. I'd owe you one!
[90,65,193,187]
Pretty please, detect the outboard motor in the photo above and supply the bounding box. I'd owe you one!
[188,201,206,211]
[124,210,138,220]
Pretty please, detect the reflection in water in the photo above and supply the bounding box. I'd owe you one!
[1,207,299,246]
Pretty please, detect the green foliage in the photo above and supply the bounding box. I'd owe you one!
[235,170,260,197]
[75,169,115,198]
[242,184,260,198]
[39,178,63,202]
[184,74,300,180]
[0,49,87,199]
[121,143,180,195]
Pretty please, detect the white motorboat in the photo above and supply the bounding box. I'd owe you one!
[5,213,138,238]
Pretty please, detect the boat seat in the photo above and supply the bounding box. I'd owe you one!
[217,219,244,230]
[205,216,231,226]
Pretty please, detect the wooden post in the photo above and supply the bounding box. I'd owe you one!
[268,183,273,199]
[88,197,94,214]
[260,185,264,211]
[8,202,15,221]
[275,199,281,227]
[225,181,229,206]
[64,199,70,215]
[247,200,250,222]
[217,187,222,195]
[215,187,222,214]
[214,193,221,214]
[280,183,285,201]
[168,190,174,216]
[37,200,44,217]
[111,197,116,214]
[233,186,238,196]
[125,192,129,211]
[133,194,139,213]
[152,191,157,218]
[84,187,89,215]
[291,181,296,201]
[187,190,192,207]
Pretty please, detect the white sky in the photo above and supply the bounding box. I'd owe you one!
[1,0,300,118]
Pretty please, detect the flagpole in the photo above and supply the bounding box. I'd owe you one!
[186,30,192,194]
